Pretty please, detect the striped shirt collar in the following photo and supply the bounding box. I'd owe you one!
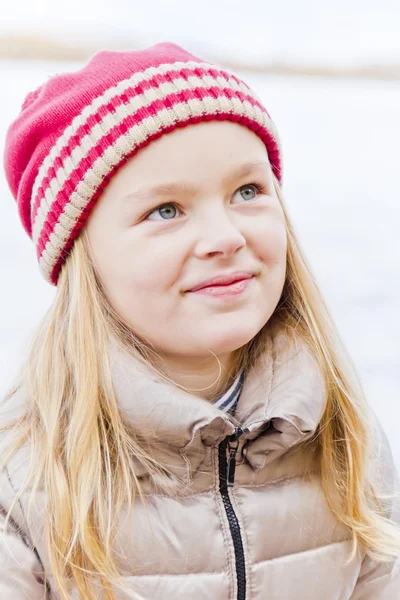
[212,370,245,416]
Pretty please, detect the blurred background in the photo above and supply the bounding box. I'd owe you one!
[0,0,399,466]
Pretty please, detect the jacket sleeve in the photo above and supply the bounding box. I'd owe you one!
[350,414,400,599]
[0,463,48,598]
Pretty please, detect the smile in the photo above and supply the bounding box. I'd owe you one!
[187,276,254,298]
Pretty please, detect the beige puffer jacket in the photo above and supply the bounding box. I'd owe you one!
[0,330,399,599]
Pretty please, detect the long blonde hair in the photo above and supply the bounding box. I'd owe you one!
[1,174,399,599]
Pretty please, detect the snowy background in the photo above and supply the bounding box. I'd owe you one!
[0,1,399,469]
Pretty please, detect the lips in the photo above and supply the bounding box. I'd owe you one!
[187,271,254,292]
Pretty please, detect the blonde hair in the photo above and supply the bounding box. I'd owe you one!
[0,174,399,599]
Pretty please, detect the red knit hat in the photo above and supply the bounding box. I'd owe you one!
[3,42,283,286]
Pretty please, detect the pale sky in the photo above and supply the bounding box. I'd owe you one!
[2,0,400,65]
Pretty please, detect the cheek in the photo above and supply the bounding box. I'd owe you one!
[101,235,182,298]
[251,217,287,266]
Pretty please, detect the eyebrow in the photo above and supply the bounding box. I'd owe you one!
[122,159,271,204]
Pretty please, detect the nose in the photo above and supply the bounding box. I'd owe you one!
[193,211,246,259]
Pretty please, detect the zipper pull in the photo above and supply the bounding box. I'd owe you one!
[227,447,238,487]
[226,427,249,487]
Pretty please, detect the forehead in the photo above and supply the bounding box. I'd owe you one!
[101,121,272,201]
[125,159,272,202]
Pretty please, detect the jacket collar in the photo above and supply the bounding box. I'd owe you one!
[109,328,327,481]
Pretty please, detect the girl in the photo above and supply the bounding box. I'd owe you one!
[0,41,399,600]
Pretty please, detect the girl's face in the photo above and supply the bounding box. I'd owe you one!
[86,120,287,367]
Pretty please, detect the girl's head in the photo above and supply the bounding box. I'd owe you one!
[4,41,286,390]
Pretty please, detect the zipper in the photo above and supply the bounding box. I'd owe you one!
[218,426,249,600]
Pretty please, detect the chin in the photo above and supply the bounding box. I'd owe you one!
[203,323,264,355]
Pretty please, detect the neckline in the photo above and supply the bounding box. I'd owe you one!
[108,328,327,479]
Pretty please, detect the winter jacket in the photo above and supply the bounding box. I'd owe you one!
[0,329,399,599]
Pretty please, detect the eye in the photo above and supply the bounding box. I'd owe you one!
[146,203,182,221]
[232,182,266,204]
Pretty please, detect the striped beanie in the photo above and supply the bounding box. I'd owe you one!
[3,41,283,286]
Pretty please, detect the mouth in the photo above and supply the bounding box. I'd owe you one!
[186,273,256,298]
[186,271,255,293]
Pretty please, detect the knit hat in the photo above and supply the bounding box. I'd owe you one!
[3,42,283,286]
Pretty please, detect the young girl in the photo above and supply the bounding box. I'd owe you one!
[0,41,399,600]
